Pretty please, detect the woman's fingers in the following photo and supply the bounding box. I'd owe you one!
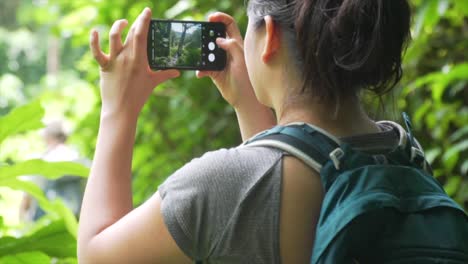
[109,19,129,59]
[216,37,243,58]
[133,7,152,60]
[208,12,243,43]
[197,37,242,80]
[150,69,180,86]
[196,70,217,79]
[196,70,223,84]
[124,22,136,45]
[90,29,109,67]
[196,70,212,78]
[124,9,143,45]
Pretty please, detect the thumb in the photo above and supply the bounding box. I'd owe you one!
[149,69,180,86]
[216,37,243,58]
[196,70,215,79]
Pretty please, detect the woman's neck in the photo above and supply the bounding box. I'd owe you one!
[275,94,380,138]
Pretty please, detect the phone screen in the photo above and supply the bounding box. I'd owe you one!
[147,20,226,71]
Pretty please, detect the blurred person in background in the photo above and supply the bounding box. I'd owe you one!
[20,121,86,222]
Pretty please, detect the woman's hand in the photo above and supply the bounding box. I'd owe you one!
[80,10,191,264]
[196,12,255,109]
[197,12,276,140]
[90,8,180,120]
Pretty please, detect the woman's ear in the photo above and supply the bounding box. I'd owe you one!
[261,16,281,63]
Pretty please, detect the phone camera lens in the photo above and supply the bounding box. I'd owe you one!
[208,42,216,51]
[208,53,215,62]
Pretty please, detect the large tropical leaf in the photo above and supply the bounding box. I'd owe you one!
[0,100,44,145]
[0,251,50,264]
[0,179,79,238]
[0,220,76,258]
[0,159,89,181]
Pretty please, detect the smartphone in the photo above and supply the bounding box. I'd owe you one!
[147,19,226,71]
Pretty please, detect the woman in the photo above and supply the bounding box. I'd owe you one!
[78,0,411,263]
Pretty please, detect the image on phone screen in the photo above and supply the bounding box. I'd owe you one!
[148,20,226,71]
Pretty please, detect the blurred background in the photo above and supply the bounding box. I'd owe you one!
[0,0,466,263]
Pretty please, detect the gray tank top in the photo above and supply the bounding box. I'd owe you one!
[158,122,401,263]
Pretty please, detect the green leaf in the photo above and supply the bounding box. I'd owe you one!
[59,6,98,28]
[432,63,468,101]
[51,199,79,239]
[449,126,468,142]
[0,251,50,264]
[447,140,468,156]
[406,63,468,102]
[446,63,468,81]
[442,151,459,172]
[404,72,439,96]
[423,0,440,28]
[413,0,440,38]
[0,179,55,213]
[413,100,431,125]
[454,1,468,16]
[444,175,461,197]
[0,100,44,145]
[0,160,89,181]
[54,257,78,264]
[461,160,468,176]
[0,179,78,238]
[0,221,76,258]
[455,181,468,202]
[165,0,196,18]
[442,140,468,172]
[425,148,441,165]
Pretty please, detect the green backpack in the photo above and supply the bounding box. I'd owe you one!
[245,116,468,263]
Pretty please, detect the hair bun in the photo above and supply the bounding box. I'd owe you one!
[294,0,411,102]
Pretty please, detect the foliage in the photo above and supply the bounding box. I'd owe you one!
[0,221,77,260]
[45,0,247,205]
[0,0,466,263]
[0,100,44,144]
[0,102,89,263]
[398,0,468,208]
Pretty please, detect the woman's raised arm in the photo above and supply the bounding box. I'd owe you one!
[77,8,189,264]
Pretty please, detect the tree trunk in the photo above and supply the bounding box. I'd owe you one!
[47,36,59,76]
[176,24,188,58]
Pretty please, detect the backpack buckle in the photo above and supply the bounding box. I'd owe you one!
[403,112,415,147]
[330,148,345,170]
[410,146,426,167]
[410,146,424,161]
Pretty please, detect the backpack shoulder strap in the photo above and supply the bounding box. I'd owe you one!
[244,123,341,173]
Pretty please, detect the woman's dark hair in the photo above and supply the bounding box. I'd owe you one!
[247,0,411,104]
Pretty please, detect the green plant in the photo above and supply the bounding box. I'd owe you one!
[0,101,89,263]
[0,0,466,263]
[398,0,468,209]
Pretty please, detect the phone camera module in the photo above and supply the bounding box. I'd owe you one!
[208,42,215,51]
[208,53,215,62]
